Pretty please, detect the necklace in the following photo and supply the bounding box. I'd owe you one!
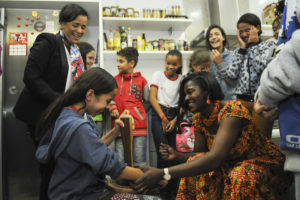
[201,100,220,127]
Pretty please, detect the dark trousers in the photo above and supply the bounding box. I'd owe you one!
[151,105,179,200]
[28,125,53,200]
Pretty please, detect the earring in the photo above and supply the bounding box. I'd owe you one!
[206,98,211,105]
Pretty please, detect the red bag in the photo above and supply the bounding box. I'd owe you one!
[176,122,195,152]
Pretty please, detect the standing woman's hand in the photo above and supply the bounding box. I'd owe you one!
[211,49,223,65]
[237,30,246,49]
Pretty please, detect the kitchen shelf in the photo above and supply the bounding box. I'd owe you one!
[103,50,193,59]
[103,17,193,31]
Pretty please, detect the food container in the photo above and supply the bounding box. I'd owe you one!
[126,8,134,17]
[145,42,153,51]
[152,40,159,51]
[110,6,118,17]
[134,11,140,18]
[103,7,111,17]
[132,39,137,49]
[168,39,176,50]
[117,8,126,17]
[159,39,165,51]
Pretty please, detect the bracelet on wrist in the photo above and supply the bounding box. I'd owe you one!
[161,115,166,120]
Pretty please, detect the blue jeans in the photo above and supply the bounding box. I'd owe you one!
[151,105,179,199]
[115,136,147,166]
[151,105,177,168]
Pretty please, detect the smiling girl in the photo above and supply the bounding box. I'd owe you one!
[149,49,182,199]
[206,24,236,100]
[35,68,145,200]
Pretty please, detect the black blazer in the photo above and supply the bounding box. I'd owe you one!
[13,33,69,129]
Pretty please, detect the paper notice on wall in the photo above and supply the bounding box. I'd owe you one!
[8,32,28,56]
[45,21,55,32]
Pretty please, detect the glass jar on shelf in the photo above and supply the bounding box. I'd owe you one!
[126,8,134,17]
[134,11,139,18]
[168,39,176,50]
[103,7,111,17]
[117,8,126,17]
[110,6,118,17]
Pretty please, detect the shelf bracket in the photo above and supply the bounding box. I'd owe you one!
[168,27,173,36]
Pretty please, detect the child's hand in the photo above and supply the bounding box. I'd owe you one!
[111,109,120,118]
[211,49,223,65]
[237,30,246,49]
[119,110,135,130]
[161,118,169,133]
[166,118,176,133]
[248,26,259,44]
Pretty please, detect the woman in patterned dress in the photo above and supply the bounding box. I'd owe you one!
[136,72,291,199]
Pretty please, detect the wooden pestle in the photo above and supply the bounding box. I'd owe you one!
[120,114,134,167]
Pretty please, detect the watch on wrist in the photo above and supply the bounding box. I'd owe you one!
[163,168,171,181]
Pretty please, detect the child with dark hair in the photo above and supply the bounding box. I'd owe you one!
[188,49,211,73]
[214,12,276,138]
[35,68,161,199]
[78,42,95,70]
[206,24,236,100]
[109,47,149,167]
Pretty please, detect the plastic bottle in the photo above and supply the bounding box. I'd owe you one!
[121,26,127,49]
[141,33,146,51]
[127,27,133,47]
[113,28,121,51]
[137,35,143,51]
[107,28,114,50]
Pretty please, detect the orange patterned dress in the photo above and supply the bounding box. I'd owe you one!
[176,101,291,200]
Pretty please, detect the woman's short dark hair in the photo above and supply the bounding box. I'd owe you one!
[205,24,228,50]
[237,13,262,36]
[166,49,183,74]
[59,4,89,23]
[35,68,117,140]
[78,42,95,69]
[178,71,224,110]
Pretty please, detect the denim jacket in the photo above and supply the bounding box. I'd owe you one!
[210,48,236,100]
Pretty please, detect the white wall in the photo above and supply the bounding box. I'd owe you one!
[183,0,210,42]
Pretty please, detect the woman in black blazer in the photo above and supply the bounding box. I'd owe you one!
[13,4,89,200]
[13,4,88,144]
